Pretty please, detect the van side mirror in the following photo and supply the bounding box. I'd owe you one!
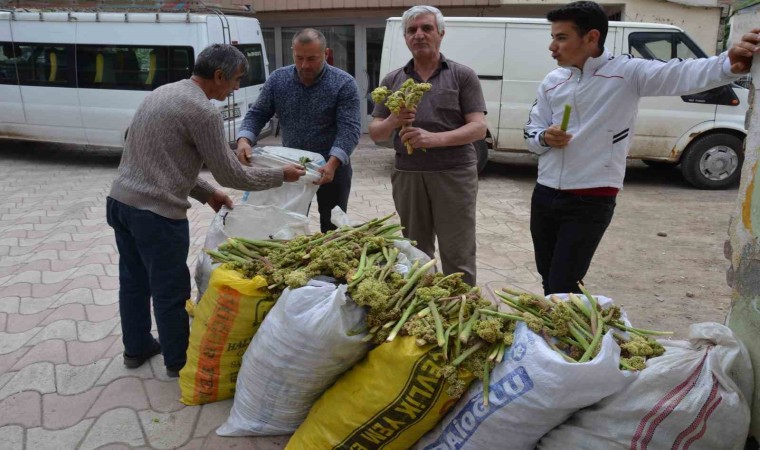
[681,84,740,106]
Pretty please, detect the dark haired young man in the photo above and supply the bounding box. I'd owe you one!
[524,1,760,295]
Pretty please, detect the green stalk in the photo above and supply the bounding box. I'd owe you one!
[478,309,525,322]
[205,249,232,263]
[542,329,578,363]
[387,299,420,342]
[452,341,484,366]
[496,342,507,363]
[578,313,604,363]
[487,343,500,361]
[456,296,466,358]
[482,362,491,407]
[350,243,369,282]
[568,322,591,350]
[459,310,480,344]
[234,237,287,249]
[611,322,674,336]
[567,293,591,318]
[429,300,446,347]
[390,259,437,306]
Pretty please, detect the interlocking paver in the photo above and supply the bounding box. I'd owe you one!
[0,362,56,401]
[79,408,145,450]
[10,340,67,371]
[96,355,155,386]
[52,288,95,309]
[0,297,20,314]
[42,388,103,429]
[55,359,110,395]
[83,304,118,323]
[193,399,234,439]
[26,419,94,450]
[86,378,149,418]
[139,406,200,449]
[77,317,120,342]
[0,284,32,298]
[30,281,71,300]
[39,304,87,326]
[26,320,77,346]
[66,336,118,366]
[143,379,184,413]
[0,425,24,450]
[17,297,56,315]
[0,328,41,355]
[0,391,41,428]
[5,310,53,333]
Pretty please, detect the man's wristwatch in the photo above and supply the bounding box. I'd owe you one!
[538,130,549,147]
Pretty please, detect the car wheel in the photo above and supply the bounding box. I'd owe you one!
[475,139,489,174]
[642,159,676,169]
[680,133,743,190]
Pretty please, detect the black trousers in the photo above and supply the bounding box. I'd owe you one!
[315,163,353,233]
[530,183,616,295]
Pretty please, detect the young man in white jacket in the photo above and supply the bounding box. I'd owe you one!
[524,1,759,295]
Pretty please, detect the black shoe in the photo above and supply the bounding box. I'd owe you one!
[123,339,161,369]
[166,366,183,378]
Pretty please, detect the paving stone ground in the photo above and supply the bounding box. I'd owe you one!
[0,135,545,449]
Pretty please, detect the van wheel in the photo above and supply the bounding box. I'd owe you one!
[680,133,743,190]
[475,139,489,174]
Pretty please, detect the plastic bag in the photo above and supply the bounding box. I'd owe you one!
[194,204,309,301]
[217,280,370,436]
[242,146,323,216]
[287,336,473,450]
[180,267,274,405]
[538,322,753,450]
[415,295,636,450]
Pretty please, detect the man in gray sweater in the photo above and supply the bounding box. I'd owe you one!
[106,44,305,378]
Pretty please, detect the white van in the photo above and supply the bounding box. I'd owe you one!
[0,9,271,148]
[379,17,748,189]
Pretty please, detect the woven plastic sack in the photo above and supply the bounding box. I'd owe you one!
[415,295,636,450]
[180,267,273,405]
[193,204,308,301]
[286,336,473,450]
[538,322,753,450]
[216,281,370,436]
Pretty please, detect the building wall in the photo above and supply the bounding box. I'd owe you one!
[233,0,721,54]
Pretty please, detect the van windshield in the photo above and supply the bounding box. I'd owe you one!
[628,32,706,60]
[235,44,266,88]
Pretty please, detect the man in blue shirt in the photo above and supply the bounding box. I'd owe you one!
[236,28,361,232]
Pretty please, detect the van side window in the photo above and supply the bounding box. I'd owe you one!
[628,32,705,61]
[0,42,18,84]
[235,44,266,87]
[76,45,194,90]
[15,44,74,87]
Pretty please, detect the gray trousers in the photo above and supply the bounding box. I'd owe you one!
[391,164,478,285]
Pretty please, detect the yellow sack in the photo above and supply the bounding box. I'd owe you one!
[179,266,273,405]
[287,336,472,450]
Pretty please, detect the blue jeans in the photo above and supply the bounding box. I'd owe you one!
[106,197,190,370]
[315,163,352,233]
[530,184,616,295]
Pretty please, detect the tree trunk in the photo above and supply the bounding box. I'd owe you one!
[726,8,760,442]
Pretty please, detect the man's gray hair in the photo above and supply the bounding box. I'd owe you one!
[192,44,249,80]
[401,5,445,35]
[292,28,327,51]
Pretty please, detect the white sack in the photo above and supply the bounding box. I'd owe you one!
[216,280,370,436]
[416,295,636,450]
[193,204,309,301]
[538,322,753,450]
